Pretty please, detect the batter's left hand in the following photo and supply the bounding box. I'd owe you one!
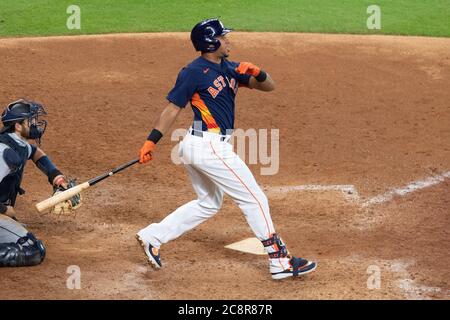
[139,140,156,164]
[235,62,261,77]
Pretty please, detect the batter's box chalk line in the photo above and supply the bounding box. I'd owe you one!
[264,170,450,208]
[226,171,450,253]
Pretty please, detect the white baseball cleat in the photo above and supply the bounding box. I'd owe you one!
[136,233,162,269]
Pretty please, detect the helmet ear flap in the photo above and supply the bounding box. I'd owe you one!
[204,26,216,39]
[202,26,221,52]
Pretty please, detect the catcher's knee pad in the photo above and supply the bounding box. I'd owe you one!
[0,232,46,267]
[261,233,289,259]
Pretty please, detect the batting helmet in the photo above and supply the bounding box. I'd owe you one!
[0,99,47,141]
[190,18,232,52]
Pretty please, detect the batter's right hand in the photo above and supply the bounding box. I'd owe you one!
[139,140,156,164]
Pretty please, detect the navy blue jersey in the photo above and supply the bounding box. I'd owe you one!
[167,57,251,135]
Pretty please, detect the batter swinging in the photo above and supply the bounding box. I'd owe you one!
[136,18,317,279]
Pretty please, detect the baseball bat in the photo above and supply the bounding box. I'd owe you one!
[35,158,140,212]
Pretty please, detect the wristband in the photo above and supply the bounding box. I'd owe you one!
[36,155,62,185]
[48,169,63,186]
[0,203,7,214]
[36,156,57,177]
[255,70,267,82]
[147,128,163,144]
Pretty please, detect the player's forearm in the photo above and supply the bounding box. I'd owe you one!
[250,72,276,91]
[146,103,182,144]
[154,104,182,135]
[140,103,182,163]
[33,147,63,185]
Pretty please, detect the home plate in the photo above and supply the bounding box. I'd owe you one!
[224,237,266,255]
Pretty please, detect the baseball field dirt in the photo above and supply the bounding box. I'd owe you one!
[0,32,449,299]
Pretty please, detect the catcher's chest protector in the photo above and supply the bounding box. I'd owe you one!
[0,134,29,205]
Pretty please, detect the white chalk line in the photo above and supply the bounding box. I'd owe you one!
[345,256,444,299]
[266,170,450,207]
[265,184,360,202]
[361,171,450,207]
[382,259,442,300]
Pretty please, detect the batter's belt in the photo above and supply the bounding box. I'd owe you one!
[188,127,232,142]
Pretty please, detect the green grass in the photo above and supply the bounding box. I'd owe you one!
[0,0,449,37]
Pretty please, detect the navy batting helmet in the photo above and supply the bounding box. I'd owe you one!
[190,18,232,52]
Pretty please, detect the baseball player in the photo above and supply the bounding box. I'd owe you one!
[136,18,317,279]
[0,99,81,267]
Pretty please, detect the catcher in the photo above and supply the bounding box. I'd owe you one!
[0,99,81,267]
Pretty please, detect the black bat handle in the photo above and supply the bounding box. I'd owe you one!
[88,158,140,186]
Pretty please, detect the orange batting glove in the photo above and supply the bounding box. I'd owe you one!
[139,140,156,164]
[235,62,261,77]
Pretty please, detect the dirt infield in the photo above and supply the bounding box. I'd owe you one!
[0,32,449,300]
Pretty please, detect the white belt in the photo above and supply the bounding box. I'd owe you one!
[188,127,232,142]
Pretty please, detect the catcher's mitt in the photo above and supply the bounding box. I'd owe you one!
[50,178,82,215]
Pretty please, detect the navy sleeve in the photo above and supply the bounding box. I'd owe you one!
[236,73,251,87]
[166,68,198,108]
[29,144,37,160]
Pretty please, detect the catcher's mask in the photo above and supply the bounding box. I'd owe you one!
[1,99,48,144]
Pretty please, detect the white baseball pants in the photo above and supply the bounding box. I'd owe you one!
[138,129,277,246]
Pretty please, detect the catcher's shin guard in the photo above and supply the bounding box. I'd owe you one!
[0,232,46,267]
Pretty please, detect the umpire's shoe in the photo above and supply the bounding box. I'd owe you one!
[271,257,317,280]
[136,233,162,269]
